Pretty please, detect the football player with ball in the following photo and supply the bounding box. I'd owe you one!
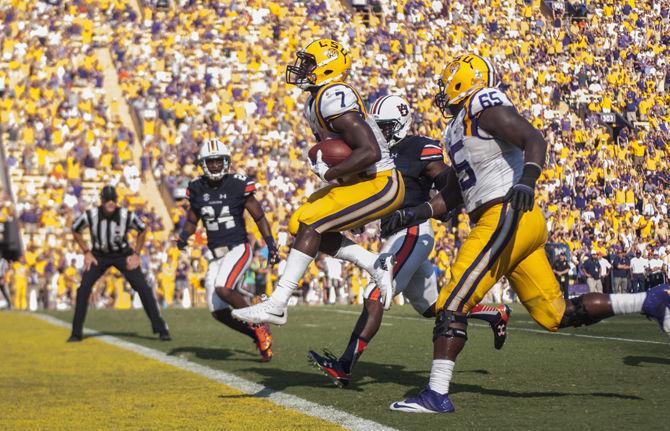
[233,39,405,325]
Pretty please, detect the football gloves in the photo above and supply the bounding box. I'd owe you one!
[264,236,280,266]
[310,149,330,182]
[504,163,542,212]
[380,202,433,237]
[267,246,280,266]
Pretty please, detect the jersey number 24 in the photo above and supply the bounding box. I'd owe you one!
[201,205,235,231]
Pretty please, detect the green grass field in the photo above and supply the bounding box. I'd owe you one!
[45,304,669,430]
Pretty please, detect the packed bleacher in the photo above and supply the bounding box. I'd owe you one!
[0,0,668,311]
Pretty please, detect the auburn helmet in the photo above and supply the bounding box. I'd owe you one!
[198,138,231,181]
[434,54,496,116]
[370,95,412,147]
[286,39,351,90]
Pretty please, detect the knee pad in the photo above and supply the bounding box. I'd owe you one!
[433,308,468,342]
[559,296,602,329]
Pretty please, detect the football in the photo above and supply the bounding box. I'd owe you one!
[308,138,352,167]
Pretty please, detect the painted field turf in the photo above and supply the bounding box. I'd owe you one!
[31,305,670,430]
[0,312,341,431]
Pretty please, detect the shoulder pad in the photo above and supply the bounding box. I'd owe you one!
[316,82,365,124]
[231,172,255,197]
[466,87,514,118]
[187,178,202,193]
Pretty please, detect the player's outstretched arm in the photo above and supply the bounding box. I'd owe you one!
[380,166,462,236]
[479,105,546,212]
[321,112,381,181]
[176,208,199,250]
[244,196,279,265]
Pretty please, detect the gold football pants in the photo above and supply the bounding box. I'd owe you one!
[437,202,566,331]
[289,169,404,235]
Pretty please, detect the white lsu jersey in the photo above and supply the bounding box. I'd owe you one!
[304,82,395,175]
[443,87,524,212]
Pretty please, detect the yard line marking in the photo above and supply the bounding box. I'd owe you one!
[34,313,399,431]
[325,309,670,346]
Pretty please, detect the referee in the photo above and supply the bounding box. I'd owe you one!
[68,185,171,342]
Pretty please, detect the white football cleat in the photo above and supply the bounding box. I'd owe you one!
[371,254,396,310]
[232,298,288,325]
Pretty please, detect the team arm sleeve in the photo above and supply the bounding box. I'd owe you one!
[243,177,256,197]
[128,212,146,233]
[316,83,366,130]
[420,141,444,162]
[72,213,88,233]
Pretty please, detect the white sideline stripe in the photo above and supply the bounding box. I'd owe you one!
[325,309,670,346]
[32,313,398,431]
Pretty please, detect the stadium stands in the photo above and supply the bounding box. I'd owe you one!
[1,0,668,310]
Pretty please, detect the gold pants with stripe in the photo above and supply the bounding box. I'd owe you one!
[437,202,566,332]
[289,169,404,235]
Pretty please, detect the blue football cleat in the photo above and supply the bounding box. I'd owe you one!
[389,387,455,413]
[642,284,670,337]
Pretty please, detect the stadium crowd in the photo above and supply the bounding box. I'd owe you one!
[0,0,668,311]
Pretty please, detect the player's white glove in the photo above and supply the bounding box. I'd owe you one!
[310,150,330,182]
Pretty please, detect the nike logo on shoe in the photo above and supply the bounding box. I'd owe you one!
[267,311,285,318]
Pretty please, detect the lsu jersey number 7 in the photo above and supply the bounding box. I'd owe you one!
[304,82,395,175]
[444,87,524,212]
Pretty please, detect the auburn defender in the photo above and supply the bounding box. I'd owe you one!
[233,39,405,325]
[388,54,670,413]
[308,95,511,387]
[178,139,279,361]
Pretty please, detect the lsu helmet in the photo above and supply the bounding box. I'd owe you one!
[198,138,231,181]
[370,95,412,147]
[286,39,351,90]
[434,54,496,116]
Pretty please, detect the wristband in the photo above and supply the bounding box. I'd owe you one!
[519,163,542,188]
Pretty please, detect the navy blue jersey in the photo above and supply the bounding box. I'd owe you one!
[187,173,255,250]
[380,135,443,235]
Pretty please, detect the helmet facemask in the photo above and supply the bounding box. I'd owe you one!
[201,155,230,181]
[434,78,449,118]
[377,119,403,147]
[286,51,318,90]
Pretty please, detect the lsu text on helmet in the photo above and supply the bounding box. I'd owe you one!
[286,39,351,90]
[434,54,496,117]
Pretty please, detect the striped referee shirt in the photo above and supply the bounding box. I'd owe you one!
[72,207,146,255]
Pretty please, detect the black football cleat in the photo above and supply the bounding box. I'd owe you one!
[159,331,172,341]
[67,335,82,343]
[307,349,351,388]
[492,304,511,350]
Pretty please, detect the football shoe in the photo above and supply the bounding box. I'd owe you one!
[642,284,670,337]
[390,387,455,413]
[307,349,351,388]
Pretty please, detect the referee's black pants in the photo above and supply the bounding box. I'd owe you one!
[71,253,168,338]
